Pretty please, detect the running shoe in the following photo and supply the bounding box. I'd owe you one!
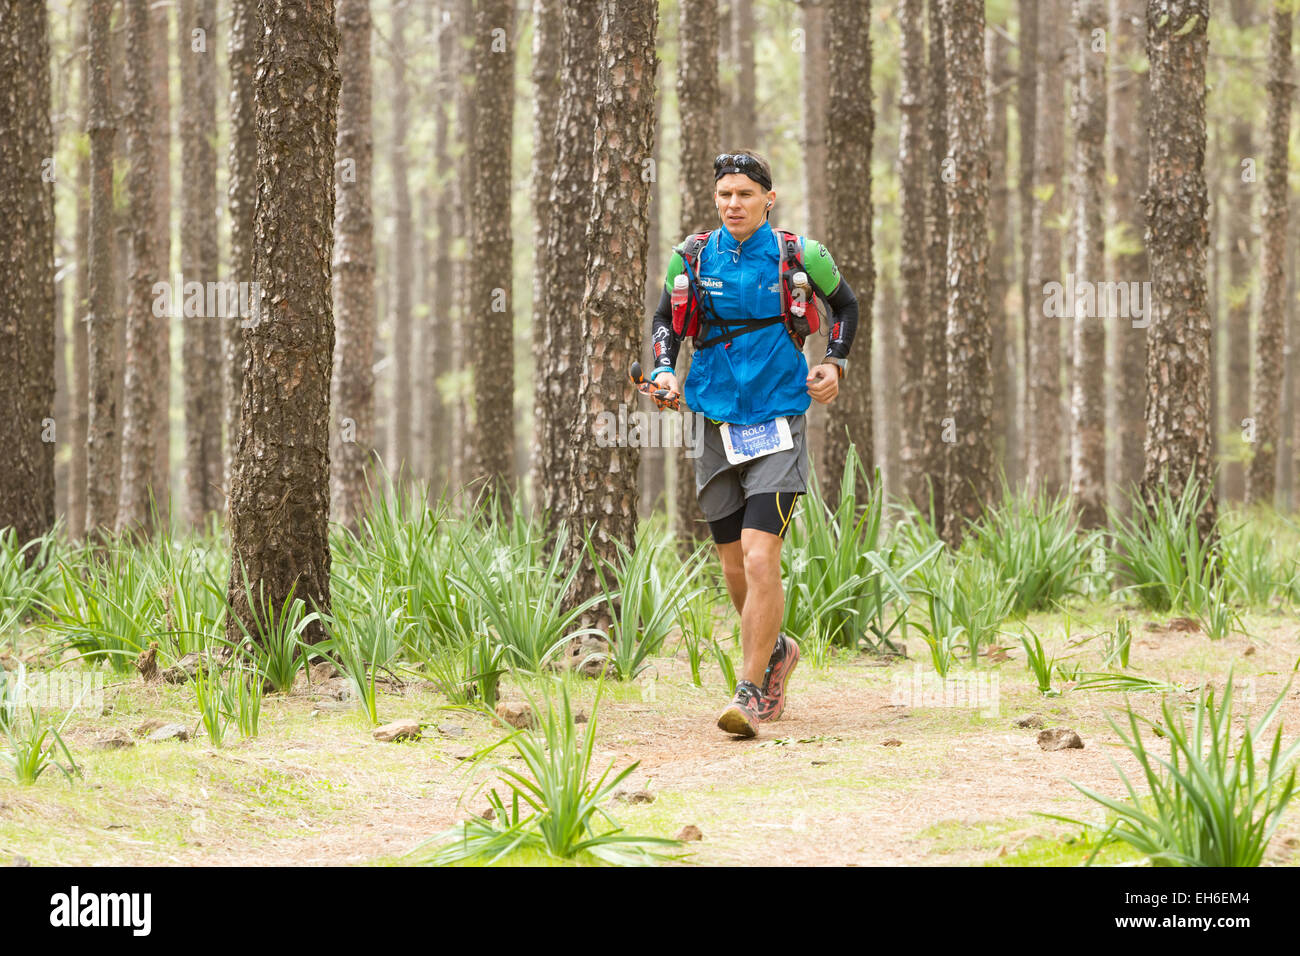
[716,680,764,738]
[756,632,800,722]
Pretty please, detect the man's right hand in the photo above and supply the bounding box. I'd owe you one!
[652,371,680,397]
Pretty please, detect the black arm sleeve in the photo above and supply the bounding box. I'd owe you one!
[823,277,858,360]
[649,287,680,376]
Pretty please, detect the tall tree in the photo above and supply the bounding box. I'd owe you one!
[674,0,720,550]
[469,0,516,496]
[1106,0,1149,511]
[919,0,949,528]
[535,3,601,525]
[639,60,665,515]
[227,0,340,646]
[388,0,414,479]
[940,0,993,546]
[331,0,376,532]
[731,0,756,145]
[180,0,222,527]
[897,0,928,506]
[1025,0,1067,496]
[1015,0,1038,486]
[85,0,119,535]
[1245,2,1293,506]
[227,0,258,503]
[799,0,831,468]
[69,10,90,539]
[530,0,563,512]
[1069,0,1107,527]
[426,0,457,493]
[1223,0,1256,501]
[562,0,659,621]
[821,0,873,487]
[1141,0,1214,540]
[450,0,476,496]
[151,0,172,524]
[116,0,162,533]
[986,23,1012,484]
[0,0,56,544]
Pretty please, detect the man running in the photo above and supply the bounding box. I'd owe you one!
[647,150,859,738]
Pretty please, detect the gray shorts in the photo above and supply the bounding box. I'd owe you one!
[695,415,809,522]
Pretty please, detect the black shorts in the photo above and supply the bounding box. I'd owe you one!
[706,491,801,544]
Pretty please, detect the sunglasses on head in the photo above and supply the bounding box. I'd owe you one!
[714,153,772,188]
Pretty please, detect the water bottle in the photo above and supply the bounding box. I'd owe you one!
[791,271,810,318]
[671,273,689,334]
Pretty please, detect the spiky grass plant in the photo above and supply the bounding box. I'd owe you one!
[1107,480,1221,614]
[1055,674,1299,866]
[916,554,1013,669]
[417,680,680,866]
[225,563,318,694]
[1102,616,1132,670]
[967,486,1095,614]
[1019,627,1057,696]
[316,585,411,726]
[0,526,63,645]
[1,666,81,785]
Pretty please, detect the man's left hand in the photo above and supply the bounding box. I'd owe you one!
[806,364,839,405]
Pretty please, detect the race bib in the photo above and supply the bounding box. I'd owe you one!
[719,417,793,466]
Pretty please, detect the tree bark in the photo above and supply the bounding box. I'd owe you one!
[986,22,1012,488]
[331,0,376,533]
[450,0,476,498]
[1245,2,1293,506]
[427,0,456,495]
[180,0,222,528]
[1068,0,1107,528]
[920,0,949,528]
[388,0,414,481]
[1141,0,1215,540]
[69,10,90,540]
[562,0,658,625]
[897,0,927,506]
[1025,0,1067,497]
[227,0,258,508]
[800,0,829,470]
[940,0,993,547]
[151,0,172,526]
[85,0,119,536]
[116,0,162,534]
[731,0,756,146]
[639,60,665,515]
[468,0,516,498]
[1015,0,1038,487]
[530,0,563,514]
[821,0,874,490]
[0,0,56,545]
[1106,0,1149,514]
[674,0,720,551]
[227,0,339,647]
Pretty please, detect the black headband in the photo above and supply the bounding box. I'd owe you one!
[714,153,773,191]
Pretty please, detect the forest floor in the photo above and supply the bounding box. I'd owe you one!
[3,603,1299,867]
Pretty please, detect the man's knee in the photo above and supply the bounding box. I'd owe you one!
[741,535,782,582]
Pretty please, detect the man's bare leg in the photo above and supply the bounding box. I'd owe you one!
[716,538,747,615]
[738,527,784,687]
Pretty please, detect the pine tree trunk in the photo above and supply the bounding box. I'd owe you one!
[227,0,258,508]
[1068,0,1107,528]
[821,0,874,490]
[450,0,476,498]
[1106,0,1148,514]
[331,0,376,533]
[718,0,734,148]
[0,0,56,545]
[531,0,563,514]
[940,0,993,547]
[1015,0,1038,487]
[674,0,720,551]
[468,0,516,498]
[639,64,665,516]
[1245,2,1293,506]
[731,0,756,146]
[388,0,413,481]
[151,0,172,525]
[1141,0,1215,540]
[227,0,339,647]
[116,0,161,534]
[1026,0,1067,497]
[562,0,659,626]
[897,0,928,506]
[800,0,830,472]
[180,0,222,528]
[920,0,949,528]
[986,24,1012,488]
[428,0,457,495]
[85,0,119,536]
[70,11,90,540]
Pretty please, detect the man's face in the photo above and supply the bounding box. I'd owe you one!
[714,173,775,241]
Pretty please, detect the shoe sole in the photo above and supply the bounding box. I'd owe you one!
[717,703,758,738]
[760,639,801,722]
